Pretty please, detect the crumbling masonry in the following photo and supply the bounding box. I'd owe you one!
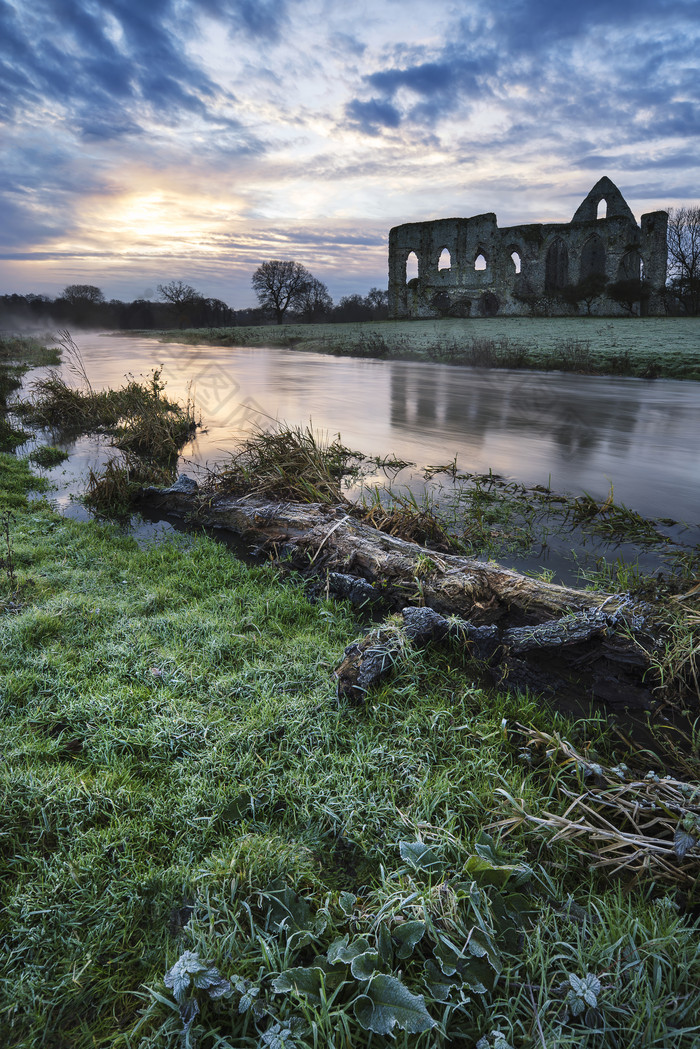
[388,177,667,318]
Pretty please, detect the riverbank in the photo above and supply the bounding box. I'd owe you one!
[137,316,700,380]
[2,342,700,1047]
[3,454,700,1048]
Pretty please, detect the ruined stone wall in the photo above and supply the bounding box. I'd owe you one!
[388,178,668,319]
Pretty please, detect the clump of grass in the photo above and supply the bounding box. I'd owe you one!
[549,338,595,373]
[210,421,361,504]
[426,336,530,369]
[360,486,455,549]
[0,333,59,369]
[0,345,34,452]
[84,456,176,517]
[0,416,28,452]
[495,724,700,887]
[27,445,69,468]
[20,332,197,462]
[570,488,665,544]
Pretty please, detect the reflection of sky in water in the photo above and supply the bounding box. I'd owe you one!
[16,333,700,535]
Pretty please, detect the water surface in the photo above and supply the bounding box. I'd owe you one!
[17,332,700,566]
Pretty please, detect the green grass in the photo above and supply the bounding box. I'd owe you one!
[0,335,60,452]
[134,317,700,380]
[2,340,700,1048]
[1,452,700,1048]
[27,445,70,469]
[19,367,197,462]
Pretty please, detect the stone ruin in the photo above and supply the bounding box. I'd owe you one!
[388,177,668,319]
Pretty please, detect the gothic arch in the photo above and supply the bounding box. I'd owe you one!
[580,234,606,281]
[617,249,641,281]
[545,238,569,291]
[405,251,419,283]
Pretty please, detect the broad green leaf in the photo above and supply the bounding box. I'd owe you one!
[423,959,459,1002]
[353,974,437,1035]
[399,840,444,873]
[350,950,380,981]
[465,854,521,888]
[467,929,497,961]
[377,922,393,965]
[328,935,371,966]
[264,885,312,933]
[673,828,697,859]
[272,966,325,1004]
[433,937,463,976]
[393,920,426,959]
[326,934,349,964]
[338,891,356,917]
[220,793,253,823]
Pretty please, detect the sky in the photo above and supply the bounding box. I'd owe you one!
[1,0,699,308]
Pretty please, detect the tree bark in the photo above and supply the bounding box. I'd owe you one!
[138,477,659,708]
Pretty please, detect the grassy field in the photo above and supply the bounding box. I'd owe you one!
[2,340,700,1048]
[140,317,700,380]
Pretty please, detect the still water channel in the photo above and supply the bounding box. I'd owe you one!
[17,332,700,574]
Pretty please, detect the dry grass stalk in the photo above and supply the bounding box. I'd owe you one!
[209,422,355,505]
[491,726,700,886]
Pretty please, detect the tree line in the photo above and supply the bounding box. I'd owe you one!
[1,205,697,330]
[0,274,389,332]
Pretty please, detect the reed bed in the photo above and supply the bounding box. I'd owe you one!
[20,332,197,463]
[493,726,700,887]
[206,422,362,505]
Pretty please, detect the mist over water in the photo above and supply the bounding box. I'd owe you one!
[17,332,700,534]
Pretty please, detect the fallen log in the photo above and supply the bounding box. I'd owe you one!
[137,476,660,709]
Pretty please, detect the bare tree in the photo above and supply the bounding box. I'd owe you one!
[296,277,333,322]
[252,261,312,324]
[157,280,201,328]
[62,284,104,305]
[667,206,700,315]
[157,280,199,306]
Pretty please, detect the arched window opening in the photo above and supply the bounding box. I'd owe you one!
[580,234,606,281]
[405,251,418,283]
[511,251,522,274]
[438,248,451,272]
[545,238,569,292]
[617,250,641,282]
[474,253,487,271]
[596,199,607,220]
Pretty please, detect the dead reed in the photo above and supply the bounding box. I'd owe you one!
[207,422,360,505]
[492,725,700,888]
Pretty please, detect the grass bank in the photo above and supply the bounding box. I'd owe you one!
[0,334,60,451]
[136,317,700,380]
[2,452,700,1046]
[2,344,700,1047]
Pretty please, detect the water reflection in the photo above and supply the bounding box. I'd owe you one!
[17,332,700,529]
[389,367,644,462]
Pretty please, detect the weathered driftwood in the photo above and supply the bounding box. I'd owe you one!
[138,477,658,708]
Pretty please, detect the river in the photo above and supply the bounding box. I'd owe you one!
[15,332,700,575]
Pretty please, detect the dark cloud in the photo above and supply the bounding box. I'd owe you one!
[343,0,700,155]
[368,61,459,97]
[345,97,402,134]
[0,0,283,139]
[505,0,700,44]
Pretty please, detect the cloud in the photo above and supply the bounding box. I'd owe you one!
[0,0,282,139]
[345,97,402,134]
[1,0,699,304]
